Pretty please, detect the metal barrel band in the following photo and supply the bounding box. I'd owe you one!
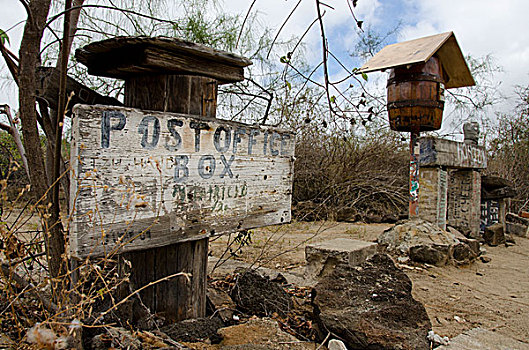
[387,72,444,87]
[388,99,445,109]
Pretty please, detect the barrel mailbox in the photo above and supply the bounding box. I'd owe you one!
[357,32,475,219]
[387,56,445,132]
[357,31,475,129]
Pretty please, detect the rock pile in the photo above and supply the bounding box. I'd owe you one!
[377,219,479,266]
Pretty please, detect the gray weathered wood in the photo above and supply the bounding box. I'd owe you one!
[75,36,252,83]
[357,32,475,89]
[419,136,487,169]
[36,66,121,111]
[70,104,294,258]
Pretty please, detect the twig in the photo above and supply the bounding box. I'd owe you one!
[316,331,331,349]
[0,262,59,313]
[92,272,191,324]
[266,0,303,59]
[236,0,257,48]
[0,105,30,178]
[44,4,180,31]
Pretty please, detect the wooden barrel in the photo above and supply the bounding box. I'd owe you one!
[387,56,445,132]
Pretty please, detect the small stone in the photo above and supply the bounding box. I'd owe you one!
[453,315,465,323]
[451,243,477,265]
[504,234,516,244]
[397,256,410,263]
[505,222,528,238]
[207,287,236,323]
[482,223,505,246]
[480,256,492,263]
[328,339,348,350]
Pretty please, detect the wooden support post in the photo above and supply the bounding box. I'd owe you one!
[121,74,217,322]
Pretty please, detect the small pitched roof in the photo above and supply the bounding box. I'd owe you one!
[357,32,475,89]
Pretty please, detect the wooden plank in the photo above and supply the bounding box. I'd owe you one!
[358,32,452,73]
[358,32,474,89]
[70,104,295,258]
[419,136,487,169]
[75,36,252,83]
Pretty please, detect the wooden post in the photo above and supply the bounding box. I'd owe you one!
[74,37,253,322]
[409,130,420,218]
[121,75,217,321]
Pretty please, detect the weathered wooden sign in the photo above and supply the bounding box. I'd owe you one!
[419,136,487,169]
[70,104,295,258]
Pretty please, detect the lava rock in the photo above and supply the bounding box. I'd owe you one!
[312,254,431,350]
[482,223,505,246]
[409,244,451,266]
[378,219,458,255]
[451,243,478,265]
[161,317,224,343]
[231,270,292,317]
[207,287,236,323]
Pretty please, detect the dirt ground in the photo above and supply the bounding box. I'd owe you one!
[209,221,529,345]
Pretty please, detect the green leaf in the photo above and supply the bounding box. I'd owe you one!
[361,72,368,81]
[0,29,9,46]
[330,95,336,103]
[286,81,291,90]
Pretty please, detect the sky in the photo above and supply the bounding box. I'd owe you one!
[1,0,528,134]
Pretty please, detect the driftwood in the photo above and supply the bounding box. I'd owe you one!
[36,66,121,112]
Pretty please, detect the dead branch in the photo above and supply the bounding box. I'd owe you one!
[0,262,59,313]
[0,105,30,178]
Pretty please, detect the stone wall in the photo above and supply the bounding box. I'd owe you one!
[447,170,481,238]
[419,167,448,229]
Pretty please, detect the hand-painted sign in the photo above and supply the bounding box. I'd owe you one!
[419,136,487,169]
[70,105,295,258]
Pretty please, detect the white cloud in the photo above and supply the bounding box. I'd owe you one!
[399,0,529,104]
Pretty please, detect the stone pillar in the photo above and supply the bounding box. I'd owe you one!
[447,170,481,238]
[418,167,448,229]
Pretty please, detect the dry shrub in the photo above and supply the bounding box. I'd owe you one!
[487,85,529,212]
[293,124,409,221]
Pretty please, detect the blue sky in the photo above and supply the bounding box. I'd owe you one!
[1,0,528,134]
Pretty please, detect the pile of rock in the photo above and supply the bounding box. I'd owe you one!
[377,219,480,266]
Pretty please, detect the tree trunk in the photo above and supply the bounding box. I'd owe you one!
[18,0,66,280]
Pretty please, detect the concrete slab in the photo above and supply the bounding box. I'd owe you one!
[437,328,529,350]
[305,238,377,280]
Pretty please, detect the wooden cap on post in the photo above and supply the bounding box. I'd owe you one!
[357,32,475,89]
[75,36,252,83]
